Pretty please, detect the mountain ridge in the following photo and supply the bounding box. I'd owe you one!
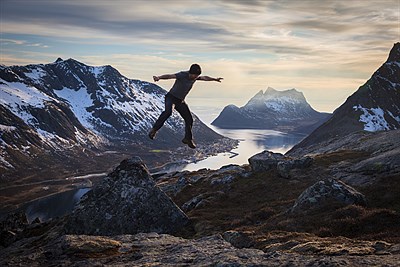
[288,42,400,156]
[0,58,236,181]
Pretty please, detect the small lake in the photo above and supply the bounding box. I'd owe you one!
[24,188,90,223]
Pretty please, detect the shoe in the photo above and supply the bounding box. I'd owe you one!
[148,128,157,140]
[182,138,196,149]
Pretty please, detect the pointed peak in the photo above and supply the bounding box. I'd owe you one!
[250,90,264,99]
[266,87,277,93]
[387,42,400,62]
[55,57,64,63]
[65,58,83,64]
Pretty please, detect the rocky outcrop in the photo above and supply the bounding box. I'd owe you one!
[2,232,399,266]
[248,150,313,178]
[290,179,367,213]
[248,151,285,172]
[182,191,225,212]
[222,230,255,249]
[157,164,249,197]
[277,156,313,178]
[64,157,188,235]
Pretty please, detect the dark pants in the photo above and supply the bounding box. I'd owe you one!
[153,93,194,140]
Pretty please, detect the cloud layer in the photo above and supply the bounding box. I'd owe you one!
[1,0,399,112]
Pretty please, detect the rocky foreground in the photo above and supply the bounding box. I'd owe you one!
[1,130,400,266]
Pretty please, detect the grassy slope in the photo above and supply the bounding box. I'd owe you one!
[170,151,400,247]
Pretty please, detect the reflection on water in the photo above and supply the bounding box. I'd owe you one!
[24,188,90,223]
[183,128,306,172]
[168,103,307,173]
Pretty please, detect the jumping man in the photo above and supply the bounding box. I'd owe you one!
[149,64,223,149]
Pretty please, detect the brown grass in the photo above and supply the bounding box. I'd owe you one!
[173,165,400,244]
[313,150,371,167]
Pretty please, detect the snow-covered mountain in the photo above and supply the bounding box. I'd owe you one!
[212,87,330,133]
[0,58,234,180]
[289,42,400,154]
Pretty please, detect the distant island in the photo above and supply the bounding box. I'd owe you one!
[212,87,331,134]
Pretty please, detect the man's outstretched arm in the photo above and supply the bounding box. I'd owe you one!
[153,74,176,82]
[197,76,223,82]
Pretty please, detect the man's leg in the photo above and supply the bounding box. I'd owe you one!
[175,101,196,148]
[149,94,174,139]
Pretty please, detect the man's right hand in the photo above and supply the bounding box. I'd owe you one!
[153,76,160,82]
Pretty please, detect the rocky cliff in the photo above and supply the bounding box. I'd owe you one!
[289,43,400,155]
[65,157,188,235]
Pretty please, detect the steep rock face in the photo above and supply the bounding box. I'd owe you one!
[64,157,188,235]
[289,43,400,154]
[212,87,330,133]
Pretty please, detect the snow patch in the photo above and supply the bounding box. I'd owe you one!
[25,67,47,81]
[0,81,56,126]
[36,128,71,150]
[0,124,16,132]
[353,105,390,132]
[388,110,400,124]
[54,87,95,129]
[0,155,14,169]
[0,81,53,108]
[91,66,106,78]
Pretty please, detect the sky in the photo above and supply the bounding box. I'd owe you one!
[1,0,399,114]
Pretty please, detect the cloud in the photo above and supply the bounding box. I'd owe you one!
[1,0,399,112]
[2,0,398,55]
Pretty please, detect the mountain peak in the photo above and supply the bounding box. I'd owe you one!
[253,90,264,98]
[263,87,305,101]
[387,42,400,62]
[55,58,64,63]
[289,43,400,154]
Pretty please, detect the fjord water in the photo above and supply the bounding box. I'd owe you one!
[182,101,307,171]
[184,127,305,171]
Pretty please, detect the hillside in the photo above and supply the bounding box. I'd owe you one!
[288,42,400,156]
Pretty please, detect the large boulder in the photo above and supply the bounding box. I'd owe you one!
[248,151,285,172]
[277,156,314,178]
[290,179,367,213]
[64,157,189,235]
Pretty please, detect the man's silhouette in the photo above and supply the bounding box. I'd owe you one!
[149,64,223,148]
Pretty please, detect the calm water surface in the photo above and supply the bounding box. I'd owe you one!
[183,127,305,171]
[179,102,306,172]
